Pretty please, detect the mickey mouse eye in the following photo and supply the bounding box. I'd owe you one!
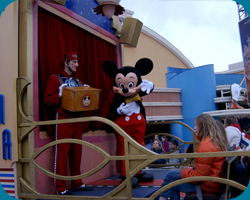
[119,83,125,89]
[128,82,134,88]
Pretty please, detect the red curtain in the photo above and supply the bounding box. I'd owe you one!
[38,7,115,126]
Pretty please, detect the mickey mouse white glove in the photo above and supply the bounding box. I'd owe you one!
[83,84,90,87]
[59,83,67,98]
[141,79,154,94]
[117,102,133,116]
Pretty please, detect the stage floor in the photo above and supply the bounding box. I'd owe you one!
[70,168,177,198]
[39,167,231,199]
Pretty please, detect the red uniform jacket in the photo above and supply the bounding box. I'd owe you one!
[43,70,84,118]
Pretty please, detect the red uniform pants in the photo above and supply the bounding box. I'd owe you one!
[115,113,146,176]
[54,113,83,193]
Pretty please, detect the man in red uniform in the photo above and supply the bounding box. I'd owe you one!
[43,52,93,195]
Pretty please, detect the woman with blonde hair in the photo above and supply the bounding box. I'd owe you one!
[159,114,229,200]
[151,139,166,164]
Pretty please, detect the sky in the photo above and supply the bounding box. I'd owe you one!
[120,0,246,72]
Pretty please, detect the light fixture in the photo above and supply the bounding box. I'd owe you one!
[94,0,125,19]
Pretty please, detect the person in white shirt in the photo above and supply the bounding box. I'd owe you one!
[224,116,242,148]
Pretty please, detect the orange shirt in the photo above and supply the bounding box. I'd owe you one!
[180,137,225,193]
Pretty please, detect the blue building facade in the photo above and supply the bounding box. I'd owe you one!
[166,65,246,148]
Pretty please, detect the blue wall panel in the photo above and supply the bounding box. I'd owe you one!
[166,65,218,145]
[215,74,246,88]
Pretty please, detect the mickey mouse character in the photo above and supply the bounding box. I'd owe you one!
[102,58,154,187]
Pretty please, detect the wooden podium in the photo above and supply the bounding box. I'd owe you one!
[61,87,101,112]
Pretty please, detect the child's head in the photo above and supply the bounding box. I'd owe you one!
[170,139,178,149]
[224,116,238,127]
[152,139,163,151]
[243,127,248,133]
[154,135,160,140]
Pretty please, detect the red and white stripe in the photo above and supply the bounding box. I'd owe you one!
[0,168,16,198]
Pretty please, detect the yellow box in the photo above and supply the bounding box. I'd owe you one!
[61,87,101,112]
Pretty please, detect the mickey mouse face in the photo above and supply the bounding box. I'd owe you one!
[102,58,153,98]
[114,72,139,97]
[84,96,90,104]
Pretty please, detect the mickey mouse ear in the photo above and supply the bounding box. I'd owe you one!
[135,58,153,76]
[102,60,118,78]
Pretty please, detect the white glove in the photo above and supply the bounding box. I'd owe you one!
[141,79,154,94]
[231,83,242,101]
[59,83,67,98]
[117,102,133,116]
[83,84,90,87]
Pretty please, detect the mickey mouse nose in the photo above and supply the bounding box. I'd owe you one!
[123,88,128,93]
